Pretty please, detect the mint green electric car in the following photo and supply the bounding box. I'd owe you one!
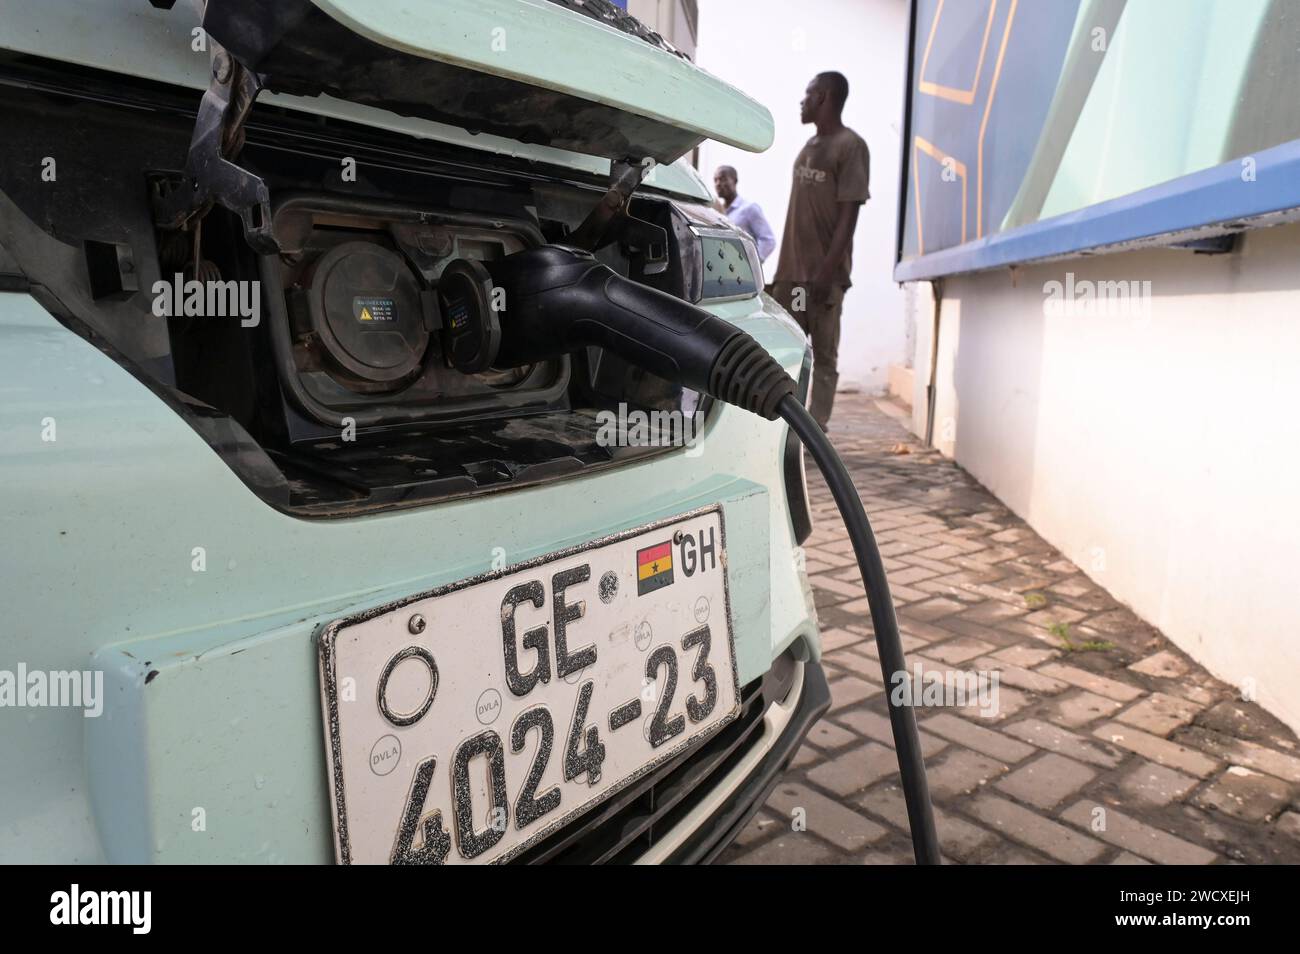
[0,0,828,864]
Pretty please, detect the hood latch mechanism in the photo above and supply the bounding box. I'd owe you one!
[152,42,278,254]
[567,157,669,275]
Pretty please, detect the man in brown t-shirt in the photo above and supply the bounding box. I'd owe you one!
[769,71,871,430]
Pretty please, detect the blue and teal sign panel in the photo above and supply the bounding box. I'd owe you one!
[896,0,1300,280]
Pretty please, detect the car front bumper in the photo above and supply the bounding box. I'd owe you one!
[640,657,830,864]
[0,289,820,864]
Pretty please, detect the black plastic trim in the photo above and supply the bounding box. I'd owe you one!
[503,650,826,864]
[782,346,815,545]
[669,659,830,864]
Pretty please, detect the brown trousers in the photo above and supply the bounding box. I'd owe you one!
[768,282,846,428]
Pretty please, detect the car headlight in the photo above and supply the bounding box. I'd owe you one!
[667,202,764,304]
[691,227,763,303]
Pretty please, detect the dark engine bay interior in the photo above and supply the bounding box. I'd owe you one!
[0,63,761,516]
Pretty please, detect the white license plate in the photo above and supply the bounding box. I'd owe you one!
[318,507,738,864]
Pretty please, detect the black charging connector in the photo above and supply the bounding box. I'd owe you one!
[444,244,941,864]
[444,246,796,419]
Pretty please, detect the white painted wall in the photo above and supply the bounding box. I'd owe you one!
[912,222,1300,734]
[695,0,910,392]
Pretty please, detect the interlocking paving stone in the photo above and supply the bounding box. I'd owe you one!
[901,597,967,621]
[1050,586,1113,613]
[728,395,1300,866]
[889,564,943,586]
[1024,606,1088,628]
[995,753,1097,810]
[806,741,902,797]
[967,795,1107,863]
[955,546,1022,567]
[1192,767,1293,821]
[1129,650,1190,679]
[990,571,1053,593]
[1175,726,1300,783]
[829,564,865,585]
[849,630,931,658]
[766,782,887,851]
[959,601,1030,625]
[830,708,948,758]
[730,810,782,849]
[991,644,1059,668]
[1193,699,1295,745]
[904,654,974,682]
[922,713,1036,764]
[915,540,977,564]
[1086,609,1146,635]
[913,579,992,603]
[859,782,996,863]
[858,848,910,865]
[818,627,868,652]
[989,846,1051,864]
[926,748,1008,799]
[1036,663,1143,702]
[822,537,862,556]
[806,548,854,570]
[1042,689,1124,728]
[1115,692,1203,735]
[804,718,860,752]
[828,676,881,711]
[1004,719,1124,768]
[1046,577,1093,599]
[808,573,865,599]
[1119,761,1199,806]
[899,554,966,576]
[957,685,1032,723]
[1094,722,1221,777]
[895,618,953,641]
[789,743,820,771]
[925,637,997,665]
[973,656,1070,695]
[1059,801,1217,864]
[822,647,881,679]
[730,834,839,865]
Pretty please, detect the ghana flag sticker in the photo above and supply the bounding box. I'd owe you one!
[636,540,674,596]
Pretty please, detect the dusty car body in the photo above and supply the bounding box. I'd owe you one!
[0,0,827,863]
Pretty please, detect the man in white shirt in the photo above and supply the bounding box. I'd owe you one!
[712,165,777,263]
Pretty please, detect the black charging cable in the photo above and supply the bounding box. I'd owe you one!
[444,244,942,863]
[778,394,942,865]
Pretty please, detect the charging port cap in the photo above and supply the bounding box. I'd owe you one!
[305,241,429,390]
[439,258,500,374]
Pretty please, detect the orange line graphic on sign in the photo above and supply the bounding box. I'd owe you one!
[918,0,998,106]
[977,0,1018,237]
[914,136,968,253]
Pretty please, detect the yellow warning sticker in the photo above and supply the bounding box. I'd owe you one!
[352,297,396,323]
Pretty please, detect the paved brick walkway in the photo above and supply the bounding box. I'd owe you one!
[723,392,1300,865]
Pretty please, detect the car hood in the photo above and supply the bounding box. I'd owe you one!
[200,0,773,165]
